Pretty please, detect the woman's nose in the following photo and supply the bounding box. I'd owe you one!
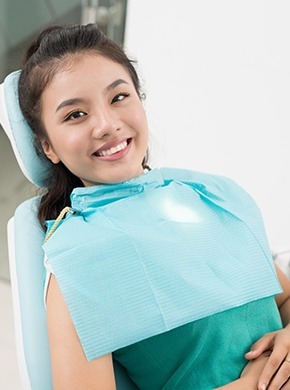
[91,108,120,139]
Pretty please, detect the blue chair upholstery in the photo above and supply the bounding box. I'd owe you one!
[7,197,138,389]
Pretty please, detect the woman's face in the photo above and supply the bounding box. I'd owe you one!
[41,53,149,186]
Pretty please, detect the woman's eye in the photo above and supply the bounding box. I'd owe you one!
[112,92,130,104]
[65,110,87,121]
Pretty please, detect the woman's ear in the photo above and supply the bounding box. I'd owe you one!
[41,139,60,164]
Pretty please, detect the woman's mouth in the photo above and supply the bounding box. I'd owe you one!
[97,140,128,156]
[93,138,132,159]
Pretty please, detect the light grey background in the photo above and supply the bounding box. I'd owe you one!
[125,0,290,253]
[0,0,126,281]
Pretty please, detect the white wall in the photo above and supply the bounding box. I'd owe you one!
[125,1,290,251]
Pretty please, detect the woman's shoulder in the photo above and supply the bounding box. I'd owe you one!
[159,166,235,183]
[158,167,261,219]
[159,167,252,201]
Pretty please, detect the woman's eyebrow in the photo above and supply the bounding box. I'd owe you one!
[55,79,129,113]
[55,98,85,113]
[106,79,129,91]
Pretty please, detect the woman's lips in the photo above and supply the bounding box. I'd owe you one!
[93,138,132,160]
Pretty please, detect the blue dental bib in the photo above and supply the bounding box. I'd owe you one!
[43,168,281,361]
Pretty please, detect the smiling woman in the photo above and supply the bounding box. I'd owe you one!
[18,24,150,228]
[7,23,290,390]
[40,54,148,187]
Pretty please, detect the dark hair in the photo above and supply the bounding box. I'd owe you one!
[18,24,148,228]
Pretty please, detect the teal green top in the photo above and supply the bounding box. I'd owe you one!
[114,297,282,389]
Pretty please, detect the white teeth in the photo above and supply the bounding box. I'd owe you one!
[98,140,127,156]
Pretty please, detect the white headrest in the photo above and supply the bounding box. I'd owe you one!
[0,71,53,188]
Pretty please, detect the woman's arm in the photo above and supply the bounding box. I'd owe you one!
[215,353,271,389]
[245,265,290,390]
[217,266,290,390]
[275,265,290,326]
[46,275,116,390]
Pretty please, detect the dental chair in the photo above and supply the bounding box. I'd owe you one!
[0,71,138,390]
